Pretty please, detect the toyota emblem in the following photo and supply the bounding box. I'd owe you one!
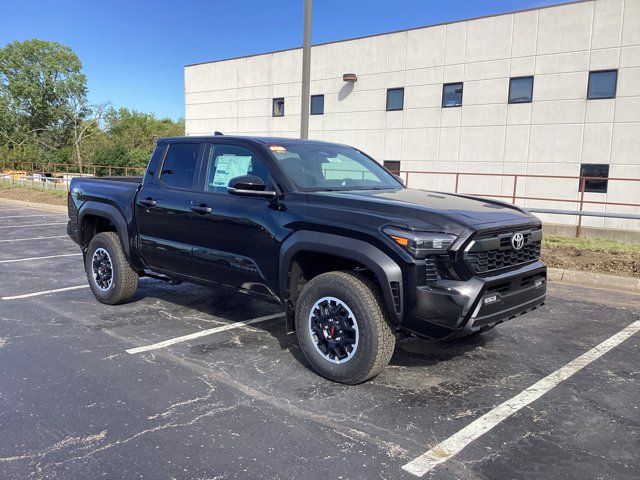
[511,232,525,250]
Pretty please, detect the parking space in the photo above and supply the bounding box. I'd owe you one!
[1,203,639,479]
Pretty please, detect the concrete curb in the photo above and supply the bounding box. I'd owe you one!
[0,197,67,214]
[548,267,640,293]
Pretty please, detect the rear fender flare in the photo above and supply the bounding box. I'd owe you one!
[79,202,131,260]
[280,231,403,324]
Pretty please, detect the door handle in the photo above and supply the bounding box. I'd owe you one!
[139,198,157,207]
[190,205,212,214]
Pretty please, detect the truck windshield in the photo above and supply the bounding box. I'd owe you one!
[269,143,401,191]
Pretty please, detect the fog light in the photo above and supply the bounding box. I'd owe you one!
[484,295,498,304]
[535,278,545,287]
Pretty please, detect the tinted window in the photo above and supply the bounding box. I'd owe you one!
[205,144,269,192]
[383,160,401,174]
[579,163,609,193]
[587,70,617,99]
[442,83,463,107]
[310,95,324,115]
[386,88,404,111]
[509,76,533,103]
[273,97,285,116]
[160,143,200,189]
[270,143,400,191]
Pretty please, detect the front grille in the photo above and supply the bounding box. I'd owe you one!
[466,229,542,274]
[486,273,545,295]
[468,242,541,273]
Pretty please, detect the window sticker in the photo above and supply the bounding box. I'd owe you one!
[211,155,252,187]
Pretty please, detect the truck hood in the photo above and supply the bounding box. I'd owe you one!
[305,188,539,231]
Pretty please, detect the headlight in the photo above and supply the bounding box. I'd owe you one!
[383,227,457,259]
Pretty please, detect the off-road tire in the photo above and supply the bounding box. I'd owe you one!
[85,231,138,305]
[295,271,396,384]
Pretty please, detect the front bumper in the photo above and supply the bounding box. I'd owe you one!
[402,260,547,340]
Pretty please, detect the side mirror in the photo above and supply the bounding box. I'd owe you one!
[227,175,277,199]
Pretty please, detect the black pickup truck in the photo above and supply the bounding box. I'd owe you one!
[68,136,546,384]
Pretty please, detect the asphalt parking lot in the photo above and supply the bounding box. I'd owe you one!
[1,202,639,480]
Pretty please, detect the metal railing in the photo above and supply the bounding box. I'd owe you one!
[0,160,147,193]
[0,173,73,191]
[1,161,639,234]
[0,160,146,179]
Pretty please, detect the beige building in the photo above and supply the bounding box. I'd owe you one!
[184,0,640,232]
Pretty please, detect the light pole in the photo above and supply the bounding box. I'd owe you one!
[300,0,313,139]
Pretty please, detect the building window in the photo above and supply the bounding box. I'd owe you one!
[386,88,404,111]
[442,82,463,107]
[383,160,401,174]
[579,164,609,193]
[310,95,324,115]
[509,76,534,104]
[587,70,617,99]
[273,97,285,117]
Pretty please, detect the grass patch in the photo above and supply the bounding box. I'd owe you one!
[0,181,68,206]
[543,235,640,255]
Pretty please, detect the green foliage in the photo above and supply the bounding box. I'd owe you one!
[0,39,86,152]
[0,39,184,175]
[83,107,184,174]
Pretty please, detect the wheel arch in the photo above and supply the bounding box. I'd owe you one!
[280,231,403,329]
[79,202,131,262]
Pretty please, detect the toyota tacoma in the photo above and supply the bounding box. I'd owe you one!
[67,136,546,384]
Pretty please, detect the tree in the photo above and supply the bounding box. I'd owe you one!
[83,108,184,174]
[66,96,107,172]
[0,39,87,154]
[0,39,184,175]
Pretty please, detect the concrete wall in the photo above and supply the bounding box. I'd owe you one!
[185,0,640,231]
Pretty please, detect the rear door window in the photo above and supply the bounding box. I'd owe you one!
[160,143,201,189]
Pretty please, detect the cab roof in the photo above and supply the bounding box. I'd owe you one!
[156,135,348,148]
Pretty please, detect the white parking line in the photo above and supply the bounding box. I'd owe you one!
[0,222,67,229]
[402,320,640,477]
[126,312,284,354]
[1,285,89,300]
[0,214,66,219]
[0,253,81,264]
[0,235,69,243]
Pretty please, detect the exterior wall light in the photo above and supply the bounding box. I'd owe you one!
[343,73,357,82]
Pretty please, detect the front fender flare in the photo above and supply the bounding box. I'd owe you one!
[280,231,403,324]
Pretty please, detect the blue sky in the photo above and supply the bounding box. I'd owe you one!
[1,0,567,120]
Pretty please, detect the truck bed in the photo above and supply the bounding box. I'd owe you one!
[87,175,143,184]
[69,176,141,217]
